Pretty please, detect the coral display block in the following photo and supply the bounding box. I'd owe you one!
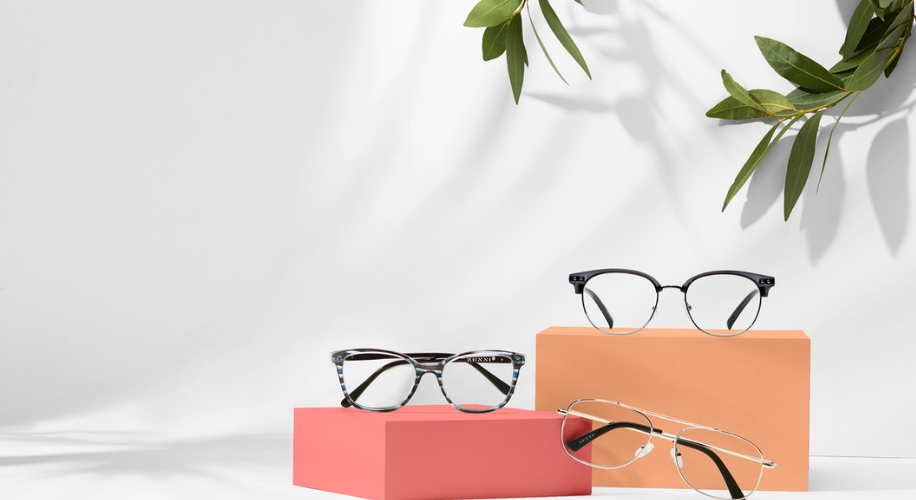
[293,405,591,500]
[535,327,810,492]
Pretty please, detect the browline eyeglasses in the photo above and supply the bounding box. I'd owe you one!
[569,269,775,336]
[331,349,526,413]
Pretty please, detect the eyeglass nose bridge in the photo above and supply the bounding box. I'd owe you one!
[414,364,444,383]
[656,285,693,319]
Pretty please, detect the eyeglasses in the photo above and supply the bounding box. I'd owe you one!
[568,269,775,336]
[330,348,526,413]
[557,399,776,499]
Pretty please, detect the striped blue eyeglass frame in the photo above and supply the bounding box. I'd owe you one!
[331,348,526,413]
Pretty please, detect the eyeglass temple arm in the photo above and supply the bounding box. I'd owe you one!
[676,438,744,500]
[341,357,512,407]
[726,290,759,330]
[584,287,613,329]
[564,420,652,452]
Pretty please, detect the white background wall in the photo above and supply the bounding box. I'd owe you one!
[1,0,914,469]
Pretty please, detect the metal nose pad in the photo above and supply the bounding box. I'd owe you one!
[634,442,654,459]
[671,448,683,468]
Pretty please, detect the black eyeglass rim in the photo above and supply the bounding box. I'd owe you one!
[330,348,527,413]
[569,269,775,296]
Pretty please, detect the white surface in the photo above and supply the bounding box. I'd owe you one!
[1,430,914,499]
[2,0,916,496]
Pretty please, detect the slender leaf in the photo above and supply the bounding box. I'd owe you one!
[706,96,769,120]
[869,0,887,20]
[482,20,511,61]
[787,88,847,110]
[880,0,895,8]
[505,14,526,104]
[784,110,825,220]
[885,1,915,34]
[841,1,877,57]
[830,48,874,73]
[722,116,803,211]
[464,0,524,28]
[886,14,913,76]
[885,46,904,76]
[721,70,766,112]
[539,0,591,78]
[527,4,567,84]
[722,122,780,211]
[878,22,908,50]
[755,36,846,92]
[707,89,795,119]
[846,46,896,90]
[855,16,896,52]
[750,89,797,114]
[819,92,860,190]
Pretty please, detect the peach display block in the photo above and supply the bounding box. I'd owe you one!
[293,405,591,500]
[535,327,810,492]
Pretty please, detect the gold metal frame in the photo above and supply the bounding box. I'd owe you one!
[557,398,776,500]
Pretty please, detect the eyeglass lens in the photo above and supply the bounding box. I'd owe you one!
[340,352,416,410]
[561,400,653,469]
[675,428,763,499]
[440,353,516,410]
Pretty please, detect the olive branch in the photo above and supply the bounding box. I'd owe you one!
[708,0,915,220]
[463,0,591,104]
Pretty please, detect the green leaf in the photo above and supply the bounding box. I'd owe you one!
[855,16,896,52]
[869,0,887,20]
[482,20,511,61]
[539,0,591,78]
[830,48,874,73]
[505,14,526,104]
[707,89,795,120]
[722,122,780,210]
[885,1,915,33]
[846,46,896,90]
[706,96,769,120]
[749,89,797,114]
[527,4,567,84]
[885,47,903,76]
[786,88,847,110]
[879,22,908,50]
[721,70,766,112]
[722,116,803,211]
[818,92,860,190]
[841,1,877,58]
[755,36,846,92]
[464,0,524,28]
[784,110,825,220]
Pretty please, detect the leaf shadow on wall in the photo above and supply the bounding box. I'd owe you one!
[739,135,794,228]
[866,116,910,255]
[524,3,704,214]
